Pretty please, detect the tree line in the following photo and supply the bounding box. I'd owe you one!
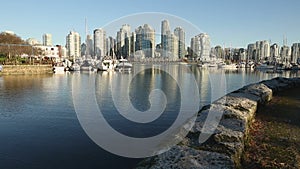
[0,32,42,65]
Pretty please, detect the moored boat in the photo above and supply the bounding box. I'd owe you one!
[98,59,116,71]
[80,60,93,71]
[255,63,274,70]
[70,63,81,71]
[115,58,132,72]
[52,61,66,73]
[53,66,65,73]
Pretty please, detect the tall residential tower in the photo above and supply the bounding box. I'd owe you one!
[161,20,171,57]
[135,24,155,58]
[43,33,52,46]
[94,28,106,59]
[174,27,186,59]
[66,31,81,58]
[190,33,211,61]
[116,24,131,58]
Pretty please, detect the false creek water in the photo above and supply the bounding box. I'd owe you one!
[0,63,299,169]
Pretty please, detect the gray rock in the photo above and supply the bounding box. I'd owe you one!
[136,145,234,169]
[261,77,300,93]
[234,83,272,104]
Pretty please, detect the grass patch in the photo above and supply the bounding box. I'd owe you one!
[242,87,300,169]
[0,57,5,62]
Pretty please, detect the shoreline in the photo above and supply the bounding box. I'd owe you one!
[136,77,300,169]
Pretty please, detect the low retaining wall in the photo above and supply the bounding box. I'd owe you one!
[0,65,53,74]
[136,77,300,169]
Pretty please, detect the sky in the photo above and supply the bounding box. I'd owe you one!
[1,0,300,48]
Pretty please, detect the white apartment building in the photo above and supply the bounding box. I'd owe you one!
[43,33,52,46]
[94,28,106,59]
[191,33,211,61]
[66,31,81,58]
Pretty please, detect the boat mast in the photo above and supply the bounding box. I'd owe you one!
[223,43,225,61]
[85,18,88,60]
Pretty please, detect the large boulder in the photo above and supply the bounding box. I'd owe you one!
[136,145,234,169]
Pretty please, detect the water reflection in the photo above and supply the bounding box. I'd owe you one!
[95,65,182,138]
[0,65,299,168]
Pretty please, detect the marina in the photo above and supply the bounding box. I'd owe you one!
[0,63,299,168]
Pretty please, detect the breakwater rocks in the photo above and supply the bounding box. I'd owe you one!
[136,77,300,169]
[0,65,53,74]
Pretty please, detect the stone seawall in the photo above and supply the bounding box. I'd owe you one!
[136,77,300,169]
[0,65,53,74]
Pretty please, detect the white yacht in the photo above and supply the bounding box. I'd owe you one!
[236,62,246,68]
[197,61,217,68]
[208,62,218,68]
[70,63,81,71]
[255,63,274,70]
[80,60,93,71]
[115,58,132,72]
[53,61,66,73]
[53,66,65,73]
[219,63,237,69]
[98,59,116,71]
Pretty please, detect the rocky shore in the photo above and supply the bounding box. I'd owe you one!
[136,77,300,169]
[0,65,53,74]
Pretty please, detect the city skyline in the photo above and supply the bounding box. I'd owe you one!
[1,0,300,48]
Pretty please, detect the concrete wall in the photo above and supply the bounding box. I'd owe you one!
[0,65,53,75]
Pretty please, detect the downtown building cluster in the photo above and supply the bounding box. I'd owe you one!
[23,20,300,65]
[62,20,210,61]
[22,20,213,62]
[73,20,189,61]
[210,40,300,65]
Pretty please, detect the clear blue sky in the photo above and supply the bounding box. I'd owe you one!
[1,0,300,48]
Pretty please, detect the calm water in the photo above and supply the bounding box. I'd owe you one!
[0,64,299,169]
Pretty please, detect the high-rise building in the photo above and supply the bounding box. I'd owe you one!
[135,27,143,52]
[66,31,81,58]
[190,33,211,61]
[190,37,197,58]
[280,45,291,63]
[94,28,106,59]
[214,46,224,59]
[291,43,300,64]
[270,43,280,61]
[247,43,256,60]
[174,27,186,59]
[255,40,270,61]
[116,24,131,58]
[86,34,94,57]
[233,48,246,61]
[161,20,171,57]
[135,24,155,58]
[106,36,116,57]
[169,33,179,61]
[81,43,87,57]
[130,32,136,58]
[43,33,52,46]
